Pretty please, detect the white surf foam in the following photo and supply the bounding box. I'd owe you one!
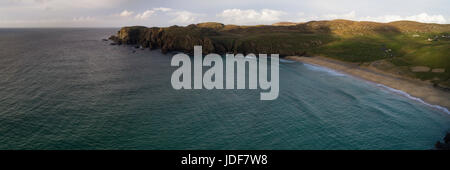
[376,84,450,114]
[303,63,347,77]
[279,58,297,63]
[296,60,449,114]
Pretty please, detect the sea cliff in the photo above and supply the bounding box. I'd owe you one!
[109,20,450,89]
[110,25,216,54]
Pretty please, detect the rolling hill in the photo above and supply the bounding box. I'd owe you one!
[109,20,450,88]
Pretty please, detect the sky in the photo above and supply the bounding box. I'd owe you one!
[0,0,449,27]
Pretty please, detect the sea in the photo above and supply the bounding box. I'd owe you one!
[0,28,449,149]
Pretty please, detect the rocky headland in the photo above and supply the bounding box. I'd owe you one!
[109,20,450,95]
[435,132,450,150]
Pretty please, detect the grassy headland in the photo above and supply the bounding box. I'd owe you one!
[109,20,450,89]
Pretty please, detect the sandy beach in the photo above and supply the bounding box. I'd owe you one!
[285,56,450,113]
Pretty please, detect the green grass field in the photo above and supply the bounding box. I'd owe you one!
[119,20,450,85]
[203,21,450,84]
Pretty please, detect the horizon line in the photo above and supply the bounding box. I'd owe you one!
[1,19,449,28]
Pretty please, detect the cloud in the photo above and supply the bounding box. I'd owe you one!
[170,11,200,24]
[363,13,447,24]
[5,0,129,9]
[298,11,447,24]
[119,10,134,17]
[1,1,449,27]
[153,7,172,12]
[297,11,357,22]
[127,7,200,24]
[135,10,155,20]
[218,9,286,25]
[133,7,173,20]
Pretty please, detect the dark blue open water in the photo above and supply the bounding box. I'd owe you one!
[0,28,449,149]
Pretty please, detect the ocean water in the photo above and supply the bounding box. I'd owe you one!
[0,28,449,150]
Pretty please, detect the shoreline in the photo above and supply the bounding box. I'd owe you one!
[285,56,450,114]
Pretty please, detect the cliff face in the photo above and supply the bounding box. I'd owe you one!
[110,25,217,54]
[110,20,450,85]
[110,20,450,57]
[108,23,322,56]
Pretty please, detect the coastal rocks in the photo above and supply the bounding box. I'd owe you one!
[108,35,119,42]
[108,35,121,45]
[110,25,217,55]
[109,23,320,56]
[435,132,450,150]
[118,26,148,44]
[109,21,450,66]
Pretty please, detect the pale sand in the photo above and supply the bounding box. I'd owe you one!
[285,56,450,112]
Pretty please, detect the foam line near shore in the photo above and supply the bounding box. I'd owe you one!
[375,84,450,114]
[285,56,450,115]
[304,62,450,113]
[303,63,347,77]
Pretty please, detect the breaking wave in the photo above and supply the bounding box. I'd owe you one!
[376,84,450,114]
[303,63,347,77]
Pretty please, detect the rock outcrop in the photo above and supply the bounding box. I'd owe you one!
[110,20,450,57]
[109,25,217,55]
[109,20,450,86]
[108,23,317,56]
[435,132,450,150]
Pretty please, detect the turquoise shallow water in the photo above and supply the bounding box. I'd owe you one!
[0,29,449,149]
